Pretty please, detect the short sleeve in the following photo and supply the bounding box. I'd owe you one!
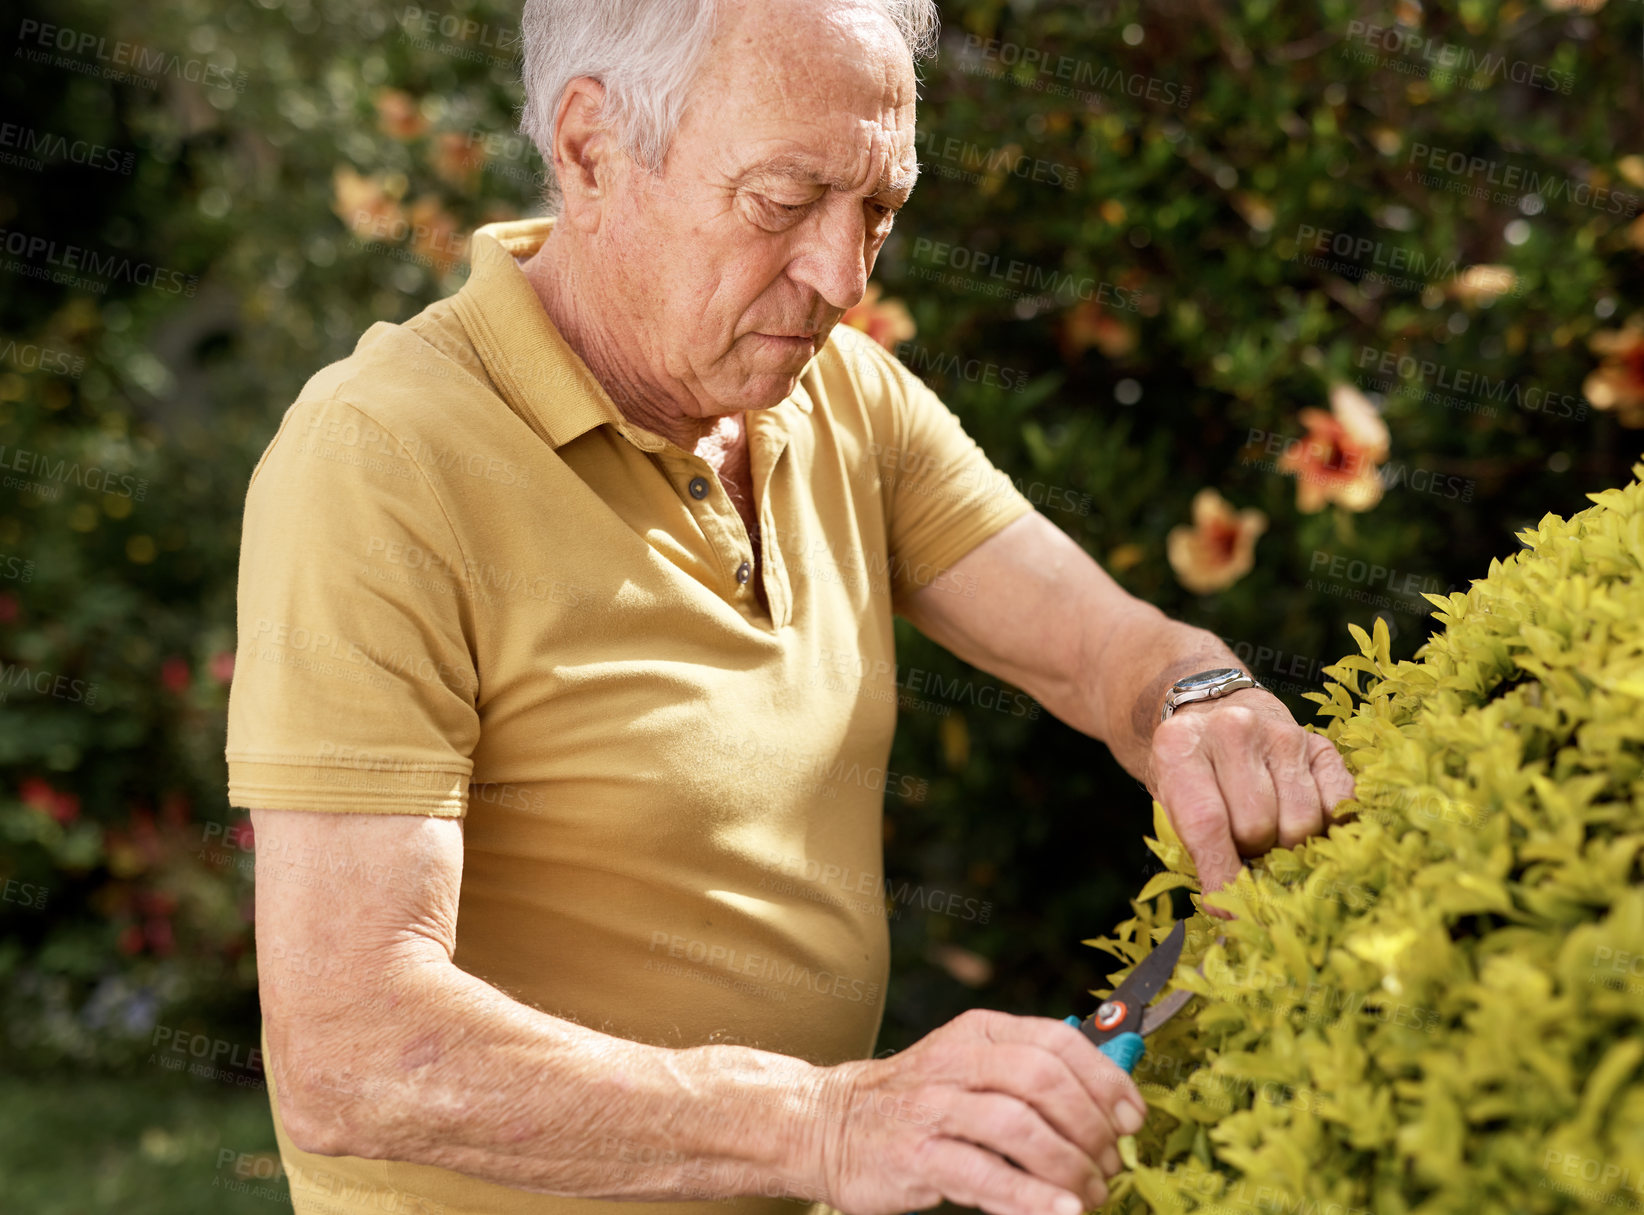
[225,398,481,816]
[844,332,1035,603]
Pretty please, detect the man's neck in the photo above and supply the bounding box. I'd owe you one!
[518,229,721,453]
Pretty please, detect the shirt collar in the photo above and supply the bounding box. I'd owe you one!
[453,218,813,453]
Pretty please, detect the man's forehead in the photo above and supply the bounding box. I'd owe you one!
[736,140,920,194]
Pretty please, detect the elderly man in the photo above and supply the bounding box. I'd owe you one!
[227,1,1354,1214]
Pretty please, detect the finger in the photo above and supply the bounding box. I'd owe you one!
[1203,710,1282,857]
[918,1135,1102,1215]
[938,1091,1106,1207]
[1265,722,1325,849]
[944,1011,1147,1136]
[1306,732,1357,812]
[1152,722,1243,892]
[961,1043,1126,1175]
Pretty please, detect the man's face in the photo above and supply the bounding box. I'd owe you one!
[591,0,919,420]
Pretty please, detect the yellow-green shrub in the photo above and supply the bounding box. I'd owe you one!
[1096,462,1644,1213]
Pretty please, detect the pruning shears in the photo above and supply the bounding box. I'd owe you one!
[1064,919,1193,1074]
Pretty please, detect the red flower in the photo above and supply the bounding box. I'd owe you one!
[374,88,429,140]
[145,918,175,956]
[160,657,190,694]
[0,592,18,623]
[1585,316,1644,427]
[1275,383,1391,514]
[841,284,916,350]
[1058,298,1136,362]
[209,651,235,685]
[117,924,144,955]
[19,778,78,824]
[1167,489,1268,594]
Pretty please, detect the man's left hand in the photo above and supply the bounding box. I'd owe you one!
[1147,689,1356,899]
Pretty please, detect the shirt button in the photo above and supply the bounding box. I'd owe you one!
[688,476,710,500]
[735,560,752,584]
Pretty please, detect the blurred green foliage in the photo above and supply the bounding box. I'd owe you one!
[1100,465,1644,1211]
[0,1071,285,1212]
[0,0,1638,1080]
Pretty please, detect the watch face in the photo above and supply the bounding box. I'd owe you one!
[1175,667,1243,690]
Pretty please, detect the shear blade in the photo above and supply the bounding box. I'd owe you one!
[1138,986,1194,1036]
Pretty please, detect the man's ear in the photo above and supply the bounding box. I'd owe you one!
[552,76,614,231]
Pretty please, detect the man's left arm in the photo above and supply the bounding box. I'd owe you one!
[898,510,1356,893]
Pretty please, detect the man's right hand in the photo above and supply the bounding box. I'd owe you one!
[813,1008,1148,1215]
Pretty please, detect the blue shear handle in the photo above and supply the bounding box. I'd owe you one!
[1064,1016,1146,1074]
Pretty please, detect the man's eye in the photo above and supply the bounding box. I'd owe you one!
[768,198,811,215]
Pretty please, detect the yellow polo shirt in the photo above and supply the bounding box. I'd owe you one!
[225,217,1034,1215]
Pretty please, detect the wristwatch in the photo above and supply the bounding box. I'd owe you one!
[1160,667,1265,721]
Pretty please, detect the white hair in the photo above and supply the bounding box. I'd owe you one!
[518,0,940,212]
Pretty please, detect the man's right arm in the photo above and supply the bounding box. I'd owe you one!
[256,808,1149,1215]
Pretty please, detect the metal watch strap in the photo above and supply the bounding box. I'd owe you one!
[1160,670,1264,722]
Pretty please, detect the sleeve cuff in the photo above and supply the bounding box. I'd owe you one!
[226,758,470,816]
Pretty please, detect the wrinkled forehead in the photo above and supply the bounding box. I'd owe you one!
[688,1,919,191]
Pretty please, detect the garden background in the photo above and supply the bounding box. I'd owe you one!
[0,0,1641,1209]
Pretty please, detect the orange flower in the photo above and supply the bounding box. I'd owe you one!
[431,131,487,189]
[841,283,915,350]
[1277,383,1391,513]
[407,195,467,276]
[1166,489,1268,595]
[1584,317,1644,427]
[927,942,993,988]
[331,165,405,241]
[1445,264,1518,306]
[1058,297,1136,362]
[374,88,428,140]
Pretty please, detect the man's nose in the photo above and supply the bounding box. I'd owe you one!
[788,199,870,313]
